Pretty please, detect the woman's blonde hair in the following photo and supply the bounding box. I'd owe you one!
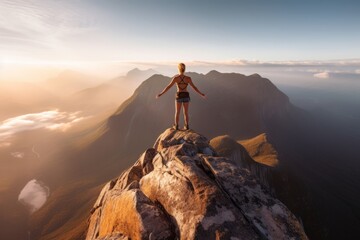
[178,63,186,73]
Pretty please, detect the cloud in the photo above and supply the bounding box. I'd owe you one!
[123,59,360,77]
[313,72,329,79]
[355,69,360,74]
[18,179,50,214]
[126,59,360,68]
[0,142,11,147]
[0,109,90,140]
[11,152,24,158]
[0,0,97,59]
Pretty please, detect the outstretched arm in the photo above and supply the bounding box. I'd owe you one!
[156,77,176,98]
[189,77,205,97]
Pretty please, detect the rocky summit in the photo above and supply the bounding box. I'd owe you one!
[86,128,308,240]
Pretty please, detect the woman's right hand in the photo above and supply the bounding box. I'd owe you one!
[201,93,206,99]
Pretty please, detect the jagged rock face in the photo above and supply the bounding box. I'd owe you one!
[86,128,308,240]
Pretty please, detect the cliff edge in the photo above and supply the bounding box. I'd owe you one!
[86,128,308,240]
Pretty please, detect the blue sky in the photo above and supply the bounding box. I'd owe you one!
[0,0,359,63]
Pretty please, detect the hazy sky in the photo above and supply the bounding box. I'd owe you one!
[1,0,359,64]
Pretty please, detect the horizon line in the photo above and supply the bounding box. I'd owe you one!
[2,58,360,67]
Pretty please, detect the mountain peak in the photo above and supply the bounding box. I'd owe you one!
[206,69,221,76]
[126,68,157,78]
[126,67,141,74]
[86,128,308,239]
[249,73,262,78]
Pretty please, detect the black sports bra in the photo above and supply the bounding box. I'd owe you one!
[177,75,188,90]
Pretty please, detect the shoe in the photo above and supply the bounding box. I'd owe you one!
[184,124,189,130]
[173,124,179,130]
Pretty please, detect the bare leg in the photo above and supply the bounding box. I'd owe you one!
[183,102,189,127]
[175,101,182,126]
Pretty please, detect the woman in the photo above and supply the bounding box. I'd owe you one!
[156,63,206,130]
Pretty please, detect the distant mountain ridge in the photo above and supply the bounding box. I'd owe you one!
[67,68,158,113]
[125,67,157,79]
[44,70,103,97]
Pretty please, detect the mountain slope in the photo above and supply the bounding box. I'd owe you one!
[83,71,293,172]
[239,133,279,167]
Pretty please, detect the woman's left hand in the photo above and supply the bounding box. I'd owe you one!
[156,93,162,98]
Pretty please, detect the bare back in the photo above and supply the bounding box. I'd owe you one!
[174,74,190,92]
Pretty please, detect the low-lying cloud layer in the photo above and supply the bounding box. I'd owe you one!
[11,151,24,158]
[0,109,89,141]
[313,71,329,79]
[18,179,50,214]
[128,59,360,68]
[123,59,360,80]
[0,142,11,147]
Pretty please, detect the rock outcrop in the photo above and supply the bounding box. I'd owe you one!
[86,128,308,240]
[238,133,279,167]
[209,134,277,192]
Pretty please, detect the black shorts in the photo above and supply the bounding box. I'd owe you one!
[176,91,190,103]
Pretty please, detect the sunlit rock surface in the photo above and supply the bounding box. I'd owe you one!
[86,128,308,240]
